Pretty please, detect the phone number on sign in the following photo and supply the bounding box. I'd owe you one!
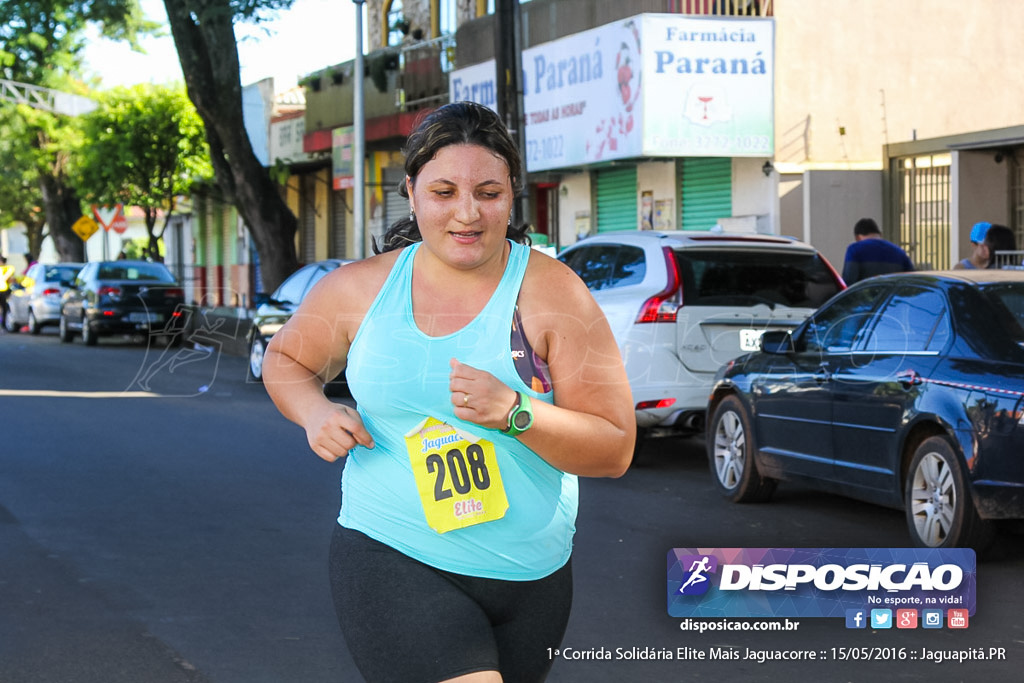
[647,134,770,154]
[526,135,564,165]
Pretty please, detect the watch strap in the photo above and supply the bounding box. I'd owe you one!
[501,391,534,436]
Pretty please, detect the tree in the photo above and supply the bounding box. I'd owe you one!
[0,108,47,257]
[162,0,301,292]
[74,84,213,260]
[0,0,159,262]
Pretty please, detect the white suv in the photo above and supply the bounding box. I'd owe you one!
[559,230,844,444]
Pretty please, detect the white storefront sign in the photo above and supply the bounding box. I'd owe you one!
[449,14,774,172]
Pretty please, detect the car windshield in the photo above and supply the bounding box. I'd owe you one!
[97,264,175,282]
[675,249,841,309]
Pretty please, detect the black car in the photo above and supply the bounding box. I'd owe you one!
[59,261,186,346]
[246,259,351,389]
[706,270,1024,551]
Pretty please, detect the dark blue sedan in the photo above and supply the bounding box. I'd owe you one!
[706,270,1024,551]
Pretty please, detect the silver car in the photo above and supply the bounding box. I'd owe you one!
[559,230,845,453]
[4,262,83,334]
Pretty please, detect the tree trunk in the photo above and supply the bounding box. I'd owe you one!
[38,174,86,263]
[163,0,300,293]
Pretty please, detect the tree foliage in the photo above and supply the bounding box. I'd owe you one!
[0,1,159,262]
[163,0,301,292]
[74,83,213,260]
[0,110,45,233]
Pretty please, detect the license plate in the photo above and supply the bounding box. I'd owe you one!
[739,328,765,351]
[128,312,161,323]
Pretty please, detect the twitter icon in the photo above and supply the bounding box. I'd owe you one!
[871,609,892,629]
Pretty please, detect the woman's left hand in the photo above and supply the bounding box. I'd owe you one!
[449,358,518,431]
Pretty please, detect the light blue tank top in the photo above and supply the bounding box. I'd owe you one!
[340,241,576,580]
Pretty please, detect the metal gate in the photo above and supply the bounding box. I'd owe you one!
[299,173,318,264]
[1011,152,1024,248]
[331,188,348,259]
[891,154,951,270]
[594,167,637,232]
[383,169,408,237]
[679,157,732,231]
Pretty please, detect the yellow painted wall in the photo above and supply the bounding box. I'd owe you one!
[774,0,1024,167]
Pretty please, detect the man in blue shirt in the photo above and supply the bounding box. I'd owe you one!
[842,217,914,284]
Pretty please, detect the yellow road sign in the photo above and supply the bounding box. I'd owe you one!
[72,215,99,241]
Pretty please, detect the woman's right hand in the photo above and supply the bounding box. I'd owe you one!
[304,403,375,463]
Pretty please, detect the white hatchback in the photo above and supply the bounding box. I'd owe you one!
[558,230,845,443]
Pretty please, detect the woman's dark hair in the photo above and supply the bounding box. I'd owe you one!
[984,224,1016,267]
[374,101,529,253]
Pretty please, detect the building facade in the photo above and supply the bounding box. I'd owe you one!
[285,0,1024,274]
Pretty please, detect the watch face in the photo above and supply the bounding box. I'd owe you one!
[513,410,532,429]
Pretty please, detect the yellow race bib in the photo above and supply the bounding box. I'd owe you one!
[404,417,509,534]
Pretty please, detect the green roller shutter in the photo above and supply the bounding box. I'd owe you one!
[595,166,637,232]
[679,157,732,231]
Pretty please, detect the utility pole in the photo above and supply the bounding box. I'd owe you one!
[494,0,528,230]
[352,0,366,258]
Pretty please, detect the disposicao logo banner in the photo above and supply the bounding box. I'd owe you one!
[667,548,976,618]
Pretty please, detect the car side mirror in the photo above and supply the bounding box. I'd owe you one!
[761,329,794,354]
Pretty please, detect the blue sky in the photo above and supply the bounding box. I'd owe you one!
[82,0,361,90]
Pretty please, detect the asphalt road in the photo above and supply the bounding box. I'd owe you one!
[2,328,1023,682]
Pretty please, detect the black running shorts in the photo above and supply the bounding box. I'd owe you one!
[329,524,573,683]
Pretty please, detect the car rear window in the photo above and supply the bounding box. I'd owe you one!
[674,249,841,309]
[559,244,646,291]
[97,264,175,282]
[45,265,81,282]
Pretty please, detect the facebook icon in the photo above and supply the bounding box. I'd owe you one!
[845,609,867,629]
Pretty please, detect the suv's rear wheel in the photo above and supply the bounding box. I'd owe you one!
[58,314,73,343]
[708,395,776,502]
[81,319,97,346]
[905,436,993,551]
[247,334,266,382]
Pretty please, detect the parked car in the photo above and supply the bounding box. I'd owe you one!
[59,260,186,346]
[4,262,83,334]
[706,270,1024,551]
[558,230,844,447]
[246,259,351,392]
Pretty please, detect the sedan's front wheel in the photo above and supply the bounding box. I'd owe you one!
[707,395,777,503]
[905,436,993,551]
